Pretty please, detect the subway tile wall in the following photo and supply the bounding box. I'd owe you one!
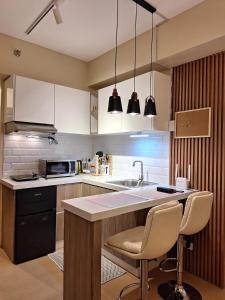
[3,133,93,177]
[3,132,170,184]
[93,132,170,184]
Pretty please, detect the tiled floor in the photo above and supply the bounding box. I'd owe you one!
[0,245,224,300]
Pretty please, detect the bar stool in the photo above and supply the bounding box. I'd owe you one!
[158,191,213,300]
[106,201,183,300]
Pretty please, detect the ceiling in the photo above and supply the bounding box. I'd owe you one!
[0,0,205,62]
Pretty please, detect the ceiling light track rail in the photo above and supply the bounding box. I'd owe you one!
[132,0,156,14]
[25,0,63,35]
[25,0,55,34]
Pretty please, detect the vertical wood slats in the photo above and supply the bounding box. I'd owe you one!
[170,52,225,287]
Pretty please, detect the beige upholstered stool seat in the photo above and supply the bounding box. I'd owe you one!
[106,201,183,300]
[107,226,144,254]
[158,191,213,300]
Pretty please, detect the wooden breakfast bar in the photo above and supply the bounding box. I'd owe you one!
[62,186,193,300]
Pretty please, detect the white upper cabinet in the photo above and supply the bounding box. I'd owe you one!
[146,71,171,131]
[13,75,55,124]
[120,74,149,132]
[55,85,90,135]
[98,71,171,134]
[98,84,122,134]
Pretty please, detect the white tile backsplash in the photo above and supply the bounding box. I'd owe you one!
[3,133,93,177]
[3,131,170,184]
[111,155,169,184]
[93,132,170,184]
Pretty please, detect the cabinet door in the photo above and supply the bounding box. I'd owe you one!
[151,71,171,131]
[120,74,149,132]
[90,94,98,134]
[15,211,56,263]
[56,183,82,212]
[3,76,14,123]
[56,183,82,242]
[14,76,55,124]
[98,85,122,134]
[55,85,90,134]
[82,183,114,197]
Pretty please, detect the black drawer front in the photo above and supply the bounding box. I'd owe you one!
[14,210,56,264]
[16,186,56,216]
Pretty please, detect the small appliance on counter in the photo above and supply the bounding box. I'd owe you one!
[175,164,191,189]
[39,159,76,179]
[11,173,39,182]
[76,160,83,174]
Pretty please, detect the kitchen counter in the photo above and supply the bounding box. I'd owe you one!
[62,185,193,221]
[1,175,193,222]
[62,181,193,300]
[0,174,128,191]
[1,175,193,300]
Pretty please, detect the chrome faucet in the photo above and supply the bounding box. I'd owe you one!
[132,160,144,182]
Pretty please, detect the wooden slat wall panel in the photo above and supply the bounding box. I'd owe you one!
[170,52,225,287]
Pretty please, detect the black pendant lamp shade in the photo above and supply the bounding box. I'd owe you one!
[127,92,140,115]
[108,88,123,113]
[107,0,123,114]
[144,8,157,117]
[127,3,141,116]
[144,95,156,117]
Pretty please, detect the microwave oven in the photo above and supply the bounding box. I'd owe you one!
[39,160,76,179]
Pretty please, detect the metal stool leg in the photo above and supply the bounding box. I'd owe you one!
[158,235,202,300]
[118,282,140,300]
[117,260,151,300]
[141,260,150,300]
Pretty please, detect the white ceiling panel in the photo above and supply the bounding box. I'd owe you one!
[0,0,205,61]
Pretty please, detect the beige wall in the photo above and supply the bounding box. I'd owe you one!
[88,0,225,88]
[0,33,88,91]
[2,0,225,90]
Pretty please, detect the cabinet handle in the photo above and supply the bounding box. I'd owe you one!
[42,216,48,221]
[20,221,26,226]
[34,193,42,197]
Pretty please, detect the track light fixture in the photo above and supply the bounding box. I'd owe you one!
[53,4,63,24]
[25,0,64,35]
[108,0,123,114]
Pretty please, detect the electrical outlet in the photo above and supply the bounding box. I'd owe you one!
[183,240,194,251]
[189,242,194,251]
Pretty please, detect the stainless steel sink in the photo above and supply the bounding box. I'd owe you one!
[107,179,157,188]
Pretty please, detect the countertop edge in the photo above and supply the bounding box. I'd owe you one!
[0,176,128,191]
[61,190,193,222]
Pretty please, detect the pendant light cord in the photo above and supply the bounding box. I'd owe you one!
[133,3,138,92]
[114,0,119,88]
[149,12,154,96]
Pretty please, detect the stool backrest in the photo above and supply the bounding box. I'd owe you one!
[139,201,183,260]
[180,191,213,235]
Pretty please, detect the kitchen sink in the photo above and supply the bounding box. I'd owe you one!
[107,179,157,188]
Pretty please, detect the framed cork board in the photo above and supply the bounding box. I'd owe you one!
[175,107,211,138]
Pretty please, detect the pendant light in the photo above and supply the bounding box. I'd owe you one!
[127,3,140,116]
[144,12,157,118]
[108,0,123,114]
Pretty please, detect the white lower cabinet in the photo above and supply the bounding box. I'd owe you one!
[55,85,90,135]
[98,71,171,134]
